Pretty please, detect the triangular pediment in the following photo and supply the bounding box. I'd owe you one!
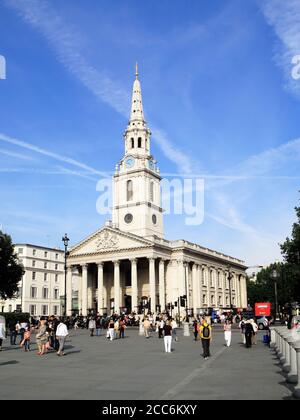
[69,227,153,257]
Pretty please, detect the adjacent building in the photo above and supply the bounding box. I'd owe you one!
[0,244,65,317]
[66,68,248,317]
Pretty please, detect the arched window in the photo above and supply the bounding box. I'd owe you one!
[131,138,134,148]
[150,182,154,202]
[138,137,142,148]
[127,180,133,201]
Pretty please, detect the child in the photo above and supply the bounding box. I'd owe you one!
[20,327,31,352]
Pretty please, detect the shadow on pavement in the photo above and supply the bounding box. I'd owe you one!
[0,360,19,366]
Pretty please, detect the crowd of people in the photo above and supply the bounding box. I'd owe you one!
[0,311,270,358]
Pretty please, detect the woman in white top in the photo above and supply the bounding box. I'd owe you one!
[56,321,69,356]
[250,319,258,345]
[224,320,232,347]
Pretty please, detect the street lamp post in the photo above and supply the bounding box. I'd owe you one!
[271,268,279,321]
[62,233,70,318]
[227,266,233,311]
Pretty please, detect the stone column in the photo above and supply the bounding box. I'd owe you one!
[293,341,300,399]
[185,262,190,309]
[192,263,198,315]
[131,259,138,313]
[159,259,166,312]
[97,262,104,315]
[81,264,88,316]
[66,266,73,316]
[287,336,298,384]
[149,258,156,313]
[197,265,202,314]
[240,275,247,308]
[114,260,120,314]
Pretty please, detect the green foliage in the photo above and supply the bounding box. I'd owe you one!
[0,231,24,300]
[0,312,30,325]
[247,198,300,311]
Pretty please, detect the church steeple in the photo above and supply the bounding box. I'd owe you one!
[123,64,151,156]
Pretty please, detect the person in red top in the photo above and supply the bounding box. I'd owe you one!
[119,319,126,339]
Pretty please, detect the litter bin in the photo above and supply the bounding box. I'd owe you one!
[263,333,270,345]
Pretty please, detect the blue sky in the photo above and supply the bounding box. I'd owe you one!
[0,0,300,266]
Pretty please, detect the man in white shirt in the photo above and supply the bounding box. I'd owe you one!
[56,320,69,356]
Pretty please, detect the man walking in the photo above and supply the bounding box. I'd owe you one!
[163,320,172,353]
[199,319,212,360]
[56,319,69,356]
[245,320,254,348]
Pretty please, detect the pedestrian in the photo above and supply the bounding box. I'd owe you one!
[8,320,17,345]
[158,318,164,339]
[108,318,115,341]
[171,318,178,341]
[239,319,246,344]
[193,318,199,341]
[20,326,31,351]
[0,318,6,351]
[199,319,212,360]
[36,318,48,356]
[143,317,150,338]
[163,320,172,353]
[250,319,258,345]
[245,320,254,348]
[114,319,119,339]
[56,319,69,356]
[224,320,232,347]
[88,318,96,337]
[95,316,101,336]
[15,321,21,343]
[119,318,126,339]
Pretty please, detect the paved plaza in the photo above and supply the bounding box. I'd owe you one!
[0,327,294,400]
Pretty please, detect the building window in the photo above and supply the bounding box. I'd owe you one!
[226,296,229,306]
[55,264,58,270]
[54,289,59,299]
[127,180,133,201]
[19,258,23,264]
[42,305,48,316]
[8,304,12,312]
[44,262,48,269]
[53,305,59,316]
[30,286,37,299]
[131,138,134,148]
[218,295,222,305]
[217,272,221,288]
[150,182,154,202]
[138,137,142,148]
[33,249,36,256]
[43,287,48,299]
[55,274,58,282]
[55,253,59,260]
[17,287,22,298]
[202,294,206,304]
[32,260,36,267]
[44,273,47,282]
[44,251,48,258]
[202,268,205,285]
[18,248,23,254]
[32,272,36,281]
[210,270,213,287]
[16,304,22,312]
[211,295,215,305]
[29,305,36,316]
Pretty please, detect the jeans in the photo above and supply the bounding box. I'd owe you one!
[119,329,125,339]
[10,331,17,345]
[24,339,30,351]
[201,338,211,358]
[96,328,101,336]
[164,335,172,352]
[58,336,66,353]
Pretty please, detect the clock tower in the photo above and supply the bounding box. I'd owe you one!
[112,65,164,238]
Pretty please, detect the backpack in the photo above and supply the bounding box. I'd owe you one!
[202,325,210,338]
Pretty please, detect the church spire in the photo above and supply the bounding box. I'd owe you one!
[129,63,145,124]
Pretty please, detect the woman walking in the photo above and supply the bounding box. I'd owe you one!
[0,317,6,351]
[163,320,172,353]
[88,317,96,337]
[224,320,232,347]
[56,319,69,356]
[36,318,48,356]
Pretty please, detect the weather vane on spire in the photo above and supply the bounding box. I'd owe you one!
[135,62,138,80]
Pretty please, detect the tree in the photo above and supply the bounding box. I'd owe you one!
[0,231,24,300]
[281,204,300,264]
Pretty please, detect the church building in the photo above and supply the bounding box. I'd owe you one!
[66,67,247,316]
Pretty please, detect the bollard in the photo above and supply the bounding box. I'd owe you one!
[274,329,280,355]
[292,341,300,399]
[287,337,299,384]
[270,327,276,348]
[183,322,190,337]
[282,333,292,373]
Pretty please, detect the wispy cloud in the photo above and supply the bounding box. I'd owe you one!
[0,132,106,177]
[261,0,300,96]
[0,148,35,160]
[5,0,194,173]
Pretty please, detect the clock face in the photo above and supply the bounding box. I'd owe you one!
[148,160,155,170]
[124,213,133,224]
[125,157,135,169]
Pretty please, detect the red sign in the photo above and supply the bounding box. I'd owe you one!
[255,302,271,317]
